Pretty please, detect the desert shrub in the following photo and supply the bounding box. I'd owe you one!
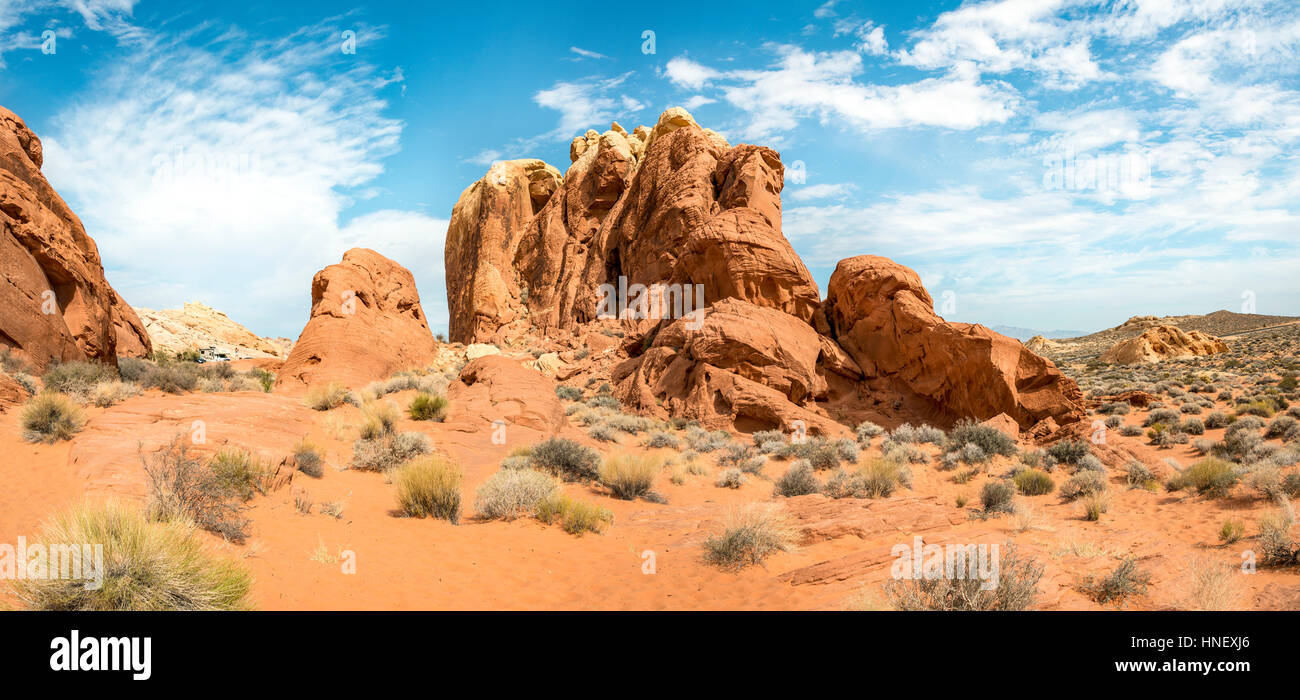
[1060,470,1107,501]
[359,401,401,440]
[884,544,1043,611]
[1046,439,1091,466]
[752,429,785,447]
[1084,558,1150,604]
[1097,402,1131,415]
[600,454,661,500]
[946,418,1016,458]
[1257,511,1298,566]
[832,438,860,463]
[1119,425,1144,437]
[645,430,681,449]
[1282,472,1300,499]
[90,380,140,407]
[1265,415,1297,439]
[1013,469,1054,496]
[774,460,819,497]
[1238,399,1276,418]
[247,368,275,392]
[0,346,31,374]
[1218,518,1245,544]
[715,468,746,489]
[685,427,731,453]
[980,480,1016,514]
[529,437,601,481]
[555,385,582,401]
[824,458,912,499]
[703,503,798,569]
[394,455,462,522]
[588,424,618,442]
[40,360,117,398]
[1186,557,1242,610]
[208,448,267,501]
[1125,460,1156,489]
[140,362,201,394]
[854,421,884,443]
[20,393,86,443]
[350,431,431,472]
[1019,449,1044,468]
[305,381,354,411]
[294,439,324,478]
[474,469,559,520]
[10,501,253,611]
[1180,417,1205,435]
[1204,411,1231,429]
[1074,454,1106,473]
[1105,415,1123,429]
[1166,457,1239,498]
[535,494,612,535]
[889,423,945,445]
[1145,408,1181,426]
[142,438,249,543]
[1079,491,1110,521]
[585,395,620,410]
[407,392,448,422]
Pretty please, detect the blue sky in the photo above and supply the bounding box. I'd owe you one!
[1,0,1298,340]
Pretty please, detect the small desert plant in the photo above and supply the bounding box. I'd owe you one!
[529,437,601,481]
[599,453,661,500]
[20,392,86,443]
[394,455,462,522]
[350,431,432,472]
[854,421,885,443]
[535,494,612,535]
[407,392,448,422]
[294,439,324,478]
[980,480,1016,514]
[644,430,681,449]
[1218,518,1245,544]
[1257,508,1298,567]
[305,381,354,410]
[555,385,583,401]
[946,418,1016,458]
[825,458,912,499]
[1084,558,1150,604]
[359,401,401,439]
[1046,439,1091,466]
[1060,470,1107,501]
[588,424,618,442]
[1166,457,1239,498]
[208,448,267,501]
[40,360,117,398]
[1185,557,1242,610]
[715,468,746,489]
[774,460,820,497]
[884,544,1043,611]
[1013,469,1054,496]
[142,438,250,543]
[1125,460,1157,490]
[10,501,253,611]
[703,503,798,569]
[90,380,141,407]
[474,469,559,520]
[1079,491,1110,521]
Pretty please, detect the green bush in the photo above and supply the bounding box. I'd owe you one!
[20,393,86,443]
[1013,469,1054,496]
[1166,457,1239,498]
[946,418,1016,458]
[980,480,1016,514]
[394,455,462,522]
[407,392,448,422]
[529,437,601,481]
[774,460,819,497]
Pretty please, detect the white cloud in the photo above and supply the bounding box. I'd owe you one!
[0,0,141,66]
[40,20,438,337]
[533,73,640,138]
[707,47,1018,141]
[664,56,720,91]
[569,46,609,61]
[787,182,854,201]
[682,95,716,110]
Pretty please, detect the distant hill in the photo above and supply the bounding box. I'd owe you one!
[1026,310,1300,361]
[137,302,293,359]
[990,325,1086,342]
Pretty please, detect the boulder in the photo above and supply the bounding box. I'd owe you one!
[1098,325,1228,364]
[0,105,151,371]
[277,248,438,390]
[446,355,566,434]
[823,255,1085,430]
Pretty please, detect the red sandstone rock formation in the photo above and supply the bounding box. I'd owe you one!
[1098,324,1229,364]
[0,106,151,370]
[445,107,1085,434]
[277,248,438,390]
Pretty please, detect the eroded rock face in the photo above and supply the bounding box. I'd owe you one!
[0,106,151,371]
[1098,325,1228,364]
[277,248,438,389]
[137,301,289,359]
[446,107,1085,434]
[824,255,1085,430]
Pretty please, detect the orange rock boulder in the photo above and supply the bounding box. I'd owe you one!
[0,106,150,370]
[822,255,1085,431]
[277,248,438,390]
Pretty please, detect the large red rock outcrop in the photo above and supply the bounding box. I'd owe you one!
[445,107,1085,434]
[823,256,1085,430]
[0,106,151,371]
[277,248,438,390]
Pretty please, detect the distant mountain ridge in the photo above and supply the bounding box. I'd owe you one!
[1025,310,1300,361]
[989,325,1086,342]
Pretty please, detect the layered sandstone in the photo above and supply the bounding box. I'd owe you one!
[446,107,1084,434]
[277,248,438,389]
[0,105,151,370]
[1099,325,1229,364]
[137,301,290,359]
